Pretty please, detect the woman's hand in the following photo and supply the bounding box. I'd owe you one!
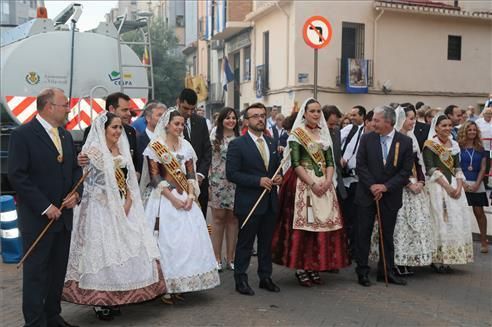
[408,182,423,194]
[183,197,193,211]
[451,185,462,199]
[170,195,186,210]
[311,183,324,197]
[320,179,332,194]
[124,193,132,216]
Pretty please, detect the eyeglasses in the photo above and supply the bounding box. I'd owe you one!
[51,102,70,109]
[246,114,266,120]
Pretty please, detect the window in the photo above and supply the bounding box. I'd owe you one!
[176,15,184,27]
[243,46,251,81]
[131,1,137,5]
[340,22,365,85]
[30,0,36,9]
[263,31,269,89]
[448,35,461,61]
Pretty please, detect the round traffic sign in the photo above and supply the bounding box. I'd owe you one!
[302,16,333,49]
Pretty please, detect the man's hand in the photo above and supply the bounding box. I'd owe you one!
[197,175,204,186]
[272,175,283,186]
[45,205,62,220]
[77,153,89,167]
[340,158,347,168]
[61,192,79,209]
[259,177,273,191]
[370,184,387,200]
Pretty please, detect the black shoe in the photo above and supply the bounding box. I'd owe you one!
[49,316,80,327]
[93,306,114,321]
[377,272,407,285]
[235,280,255,296]
[259,278,280,292]
[357,274,371,287]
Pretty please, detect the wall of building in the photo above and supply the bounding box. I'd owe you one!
[239,1,490,114]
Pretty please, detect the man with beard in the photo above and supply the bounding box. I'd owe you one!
[226,102,282,296]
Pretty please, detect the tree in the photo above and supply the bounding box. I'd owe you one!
[122,18,186,106]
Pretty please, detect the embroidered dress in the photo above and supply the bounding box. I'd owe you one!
[209,134,236,210]
[143,138,220,294]
[63,115,165,306]
[423,138,474,265]
[271,125,350,271]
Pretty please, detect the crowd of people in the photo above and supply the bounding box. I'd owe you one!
[8,86,490,326]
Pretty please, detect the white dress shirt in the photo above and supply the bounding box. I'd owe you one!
[248,130,270,163]
[145,127,155,140]
[476,117,492,151]
[380,128,396,163]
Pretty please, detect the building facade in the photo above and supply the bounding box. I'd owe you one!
[201,0,491,115]
[1,0,45,26]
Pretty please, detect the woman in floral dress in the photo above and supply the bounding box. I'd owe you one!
[209,107,240,271]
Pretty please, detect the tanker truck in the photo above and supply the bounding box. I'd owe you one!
[0,3,153,194]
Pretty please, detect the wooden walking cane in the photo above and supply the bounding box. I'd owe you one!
[17,168,90,269]
[375,199,389,287]
[240,149,291,230]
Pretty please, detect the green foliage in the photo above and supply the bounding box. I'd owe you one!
[122,18,185,105]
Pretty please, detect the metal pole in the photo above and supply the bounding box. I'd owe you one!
[313,48,318,99]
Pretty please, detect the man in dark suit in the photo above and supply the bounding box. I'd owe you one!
[402,102,429,151]
[8,88,82,327]
[177,88,212,218]
[355,105,413,287]
[136,102,167,173]
[445,104,463,141]
[226,102,282,296]
[323,105,347,200]
[79,92,138,172]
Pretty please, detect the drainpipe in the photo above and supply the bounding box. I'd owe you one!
[275,1,290,88]
[373,8,384,88]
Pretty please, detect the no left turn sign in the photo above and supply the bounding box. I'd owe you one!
[303,16,333,49]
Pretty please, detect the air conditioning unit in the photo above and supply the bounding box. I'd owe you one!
[211,40,224,50]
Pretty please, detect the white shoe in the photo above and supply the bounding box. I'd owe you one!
[227,262,235,270]
[216,261,223,272]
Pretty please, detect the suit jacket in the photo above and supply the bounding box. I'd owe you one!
[355,131,413,209]
[413,121,430,151]
[226,133,280,217]
[184,113,212,178]
[8,118,82,234]
[329,127,348,199]
[136,131,151,173]
[83,123,138,169]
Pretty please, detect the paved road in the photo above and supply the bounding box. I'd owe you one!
[1,242,490,327]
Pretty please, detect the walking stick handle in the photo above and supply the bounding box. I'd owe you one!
[16,168,90,269]
[240,149,291,230]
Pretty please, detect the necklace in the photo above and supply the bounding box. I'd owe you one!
[465,148,475,172]
[305,123,319,130]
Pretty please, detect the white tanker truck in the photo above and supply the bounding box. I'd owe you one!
[0,3,153,193]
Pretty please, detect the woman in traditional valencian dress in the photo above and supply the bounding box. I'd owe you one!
[423,114,474,273]
[271,98,350,287]
[141,110,220,303]
[391,106,435,275]
[63,113,165,321]
[209,107,240,271]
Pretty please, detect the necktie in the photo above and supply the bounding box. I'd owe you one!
[256,138,269,170]
[185,119,191,141]
[381,135,388,164]
[51,127,63,155]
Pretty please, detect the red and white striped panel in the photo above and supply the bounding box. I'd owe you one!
[5,96,147,131]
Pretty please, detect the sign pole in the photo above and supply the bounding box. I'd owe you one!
[314,48,318,99]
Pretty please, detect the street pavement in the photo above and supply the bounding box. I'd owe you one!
[1,242,491,327]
